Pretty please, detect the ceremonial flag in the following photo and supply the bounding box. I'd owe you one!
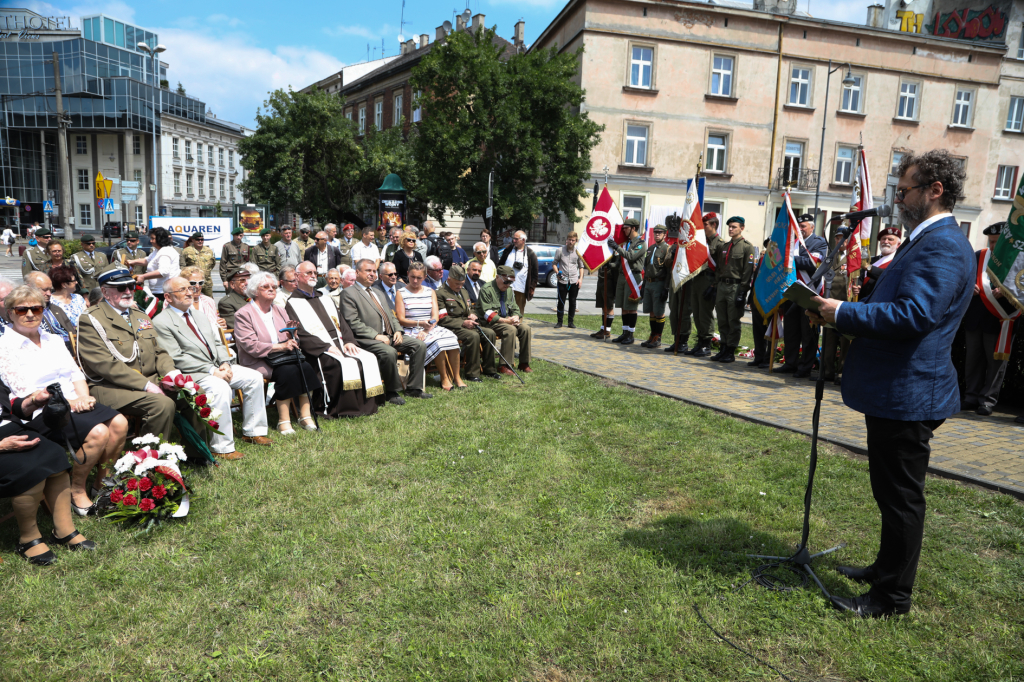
[752,192,800,319]
[987,172,1024,315]
[670,177,709,292]
[577,186,624,272]
[846,149,872,300]
[977,248,1020,358]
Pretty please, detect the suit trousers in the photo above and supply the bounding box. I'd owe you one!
[783,302,819,371]
[751,307,768,362]
[358,336,427,392]
[198,366,268,454]
[489,321,532,368]
[821,327,851,378]
[964,330,1009,409]
[690,276,717,343]
[556,282,579,321]
[450,326,496,378]
[864,415,944,611]
[667,282,692,344]
[89,387,176,443]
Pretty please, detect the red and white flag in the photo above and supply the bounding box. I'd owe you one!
[670,178,708,292]
[978,248,1021,359]
[577,186,625,272]
[846,149,872,300]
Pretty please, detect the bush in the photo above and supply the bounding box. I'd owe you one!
[57,239,82,256]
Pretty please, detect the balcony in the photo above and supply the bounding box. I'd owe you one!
[185,155,195,164]
[773,167,818,192]
[229,167,237,175]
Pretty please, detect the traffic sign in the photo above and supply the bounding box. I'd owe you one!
[485,206,493,219]
[121,181,141,191]
[43,200,54,213]
[121,195,138,202]
[103,198,115,214]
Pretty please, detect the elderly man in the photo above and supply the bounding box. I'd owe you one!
[373,261,406,311]
[217,266,251,328]
[424,256,447,290]
[319,268,344,310]
[275,227,303,271]
[471,242,496,282]
[341,268,357,289]
[777,213,828,376]
[475,265,533,375]
[339,259,431,404]
[437,264,498,381]
[290,262,320,301]
[219,227,250,283]
[76,267,178,440]
[71,234,109,293]
[324,223,340,250]
[21,227,51,278]
[304,231,343,286]
[383,228,403,263]
[351,228,381,269]
[275,266,298,307]
[858,226,901,300]
[251,228,281,276]
[499,231,539,314]
[154,276,270,459]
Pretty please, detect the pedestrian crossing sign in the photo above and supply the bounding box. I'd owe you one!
[103,198,115,214]
[43,200,54,213]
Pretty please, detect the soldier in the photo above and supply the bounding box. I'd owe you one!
[747,238,772,369]
[710,216,755,363]
[295,224,314,252]
[71,234,109,294]
[591,247,620,340]
[683,213,722,357]
[777,213,828,377]
[113,231,148,277]
[251,228,281,276]
[21,226,51,278]
[640,224,670,348]
[76,267,178,440]
[219,226,249,283]
[337,223,357,268]
[814,245,850,384]
[436,264,499,381]
[217,266,250,329]
[179,232,216,297]
[474,265,533,375]
[607,217,646,345]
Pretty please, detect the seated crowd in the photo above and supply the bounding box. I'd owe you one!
[1,229,531,566]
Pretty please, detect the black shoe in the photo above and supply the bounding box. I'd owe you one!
[467,377,483,383]
[709,349,725,361]
[830,593,907,619]
[483,373,502,380]
[1017,415,1024,424]
[554,321,562,329]
[16,537,57,566]
[690,345,712,358]
[960,400,978,411]
[610,333,628,344]
[386,392,406,405]
[836,564,877,584]
[620,332,635,345]
[793,368,811,378]
[567,320,576,329]
[49,530,97,552]
[976,405,993,416]
[405,389,433,399]
[758,362,770,369]
[747,357,764,367]
[775,364,798,374]
[719,351,735,363]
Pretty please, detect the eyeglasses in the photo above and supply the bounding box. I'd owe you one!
[381,272,397,277]
[895,184,929,201]
[188,281,204,288]
[192,237,205,241]
[13,305,45,315]
[106,284,132,293]
[167,287,192,295]
[281,278,297,284]
[428,267,443,272]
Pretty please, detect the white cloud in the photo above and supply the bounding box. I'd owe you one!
[207,14,243,29]
[325,24,381,40]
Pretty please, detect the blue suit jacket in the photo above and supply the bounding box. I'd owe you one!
[836,216,974,421]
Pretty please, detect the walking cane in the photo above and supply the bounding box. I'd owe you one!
[478,327,525,385]
[281,323,319,430]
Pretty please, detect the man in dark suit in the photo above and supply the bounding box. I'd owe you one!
[464,261,484,303]
[778,213,828,378]
[303,231,342,286]
[810,150,974,618]
[373,261,406,311]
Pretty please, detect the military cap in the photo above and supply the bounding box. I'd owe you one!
[983,222,1006,236]
[652,224,667,233]
[34,227,51,237]
[879,225,902,239]
[224,265,251,280]
[260,227,273,236]
[797,213,816,224]
[126,230,140,239]
[97,266,136,287]
[448,264,467,281]
[496,265,516,279]
[80,234,96,244]
[726,216,745,226]
[231,226,244,235]
[702,212,719,223]
[623,218,641,228]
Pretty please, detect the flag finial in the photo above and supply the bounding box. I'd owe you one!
[602,165,610,187]
[696,153,703,178]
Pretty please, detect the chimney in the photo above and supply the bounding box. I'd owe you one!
[405,39,416,53]
[436,25,446,41]
[753,0,797,15]
[866,4,884,28]
[514,20,525,47]
[472,13,485,32]
[420,33,429,48]
[455,14,466,31]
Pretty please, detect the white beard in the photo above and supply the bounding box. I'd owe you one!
[879,243,896,256]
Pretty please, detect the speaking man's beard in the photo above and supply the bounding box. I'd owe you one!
[899,196,928,230]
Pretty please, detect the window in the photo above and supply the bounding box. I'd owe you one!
[173,172,181,194]
[135,206,143,225]
[960,222,971,239]
[359,106,366,133]
[1007,97,1024,132]
[197,174,204,195]
[393,94,403,126]
[219,178,225,197]
[207,146,214,165]
[79,204,92,227]
[196,143,203,162]
[77,169,89,191]
[710,55,733,97]
[185,140,192,159]
[630,46,654,88]
[834,145,855,184]
[891,151,905,176]
[789,66,811,106]
[413,91,422,123]
[229,179,235,200]
[173,137,179,157]
[345,110,353,121]
[897,81,918,119]
[218,148,224,166]
[995,165,1017,199]
[782,141,803,184]
[228,150,234,168]
[186,174,193,195]
[840,76,862,113]
[704,201,725,235]
[134,169,142,183]
[133,135,141,155]
[624,125,649,166]
[374,101,383,129]
[76,136,87,154]
[208,176,214,196]
[622,195,645,222]
[706,134,727,172]
[952,88,973,127]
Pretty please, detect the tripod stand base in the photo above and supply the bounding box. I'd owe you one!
[747,542,846,597]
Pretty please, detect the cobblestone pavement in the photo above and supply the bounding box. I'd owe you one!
[528,319,1024,499]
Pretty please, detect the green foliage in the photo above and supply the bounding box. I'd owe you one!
[56,238,81,256]
[411,26,602,233]
[346,124,420,224]
[214,201,223,218]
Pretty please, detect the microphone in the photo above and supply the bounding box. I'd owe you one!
[831,205,891,223]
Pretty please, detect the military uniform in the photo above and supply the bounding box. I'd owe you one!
[474,269,533,372]
[818,252,850,381]
[590,254,620,339]
[295,233,314,253]
[219,238,250,283]
[251,240,281,276]
[217,290,249,329]
[640,229,671,348]
[711,225,756,362]
[337,237,356,268]
[113,244,148,277]
[437,278,497,379]
[610,220,646,345]
[21,242,49,278]
[71,245,109,293]
[664,241,695,353]
[685,231,721,356]
[180,245,216,297]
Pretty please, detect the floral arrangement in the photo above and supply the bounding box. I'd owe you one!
[159,373,222,433]
[99,435,190,532]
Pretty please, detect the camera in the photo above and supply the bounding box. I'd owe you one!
[512,261,524,271]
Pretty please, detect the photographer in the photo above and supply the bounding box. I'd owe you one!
[499,231,539,313]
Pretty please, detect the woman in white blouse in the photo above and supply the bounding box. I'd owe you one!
[0,286,129,515]
[133,227,180,300]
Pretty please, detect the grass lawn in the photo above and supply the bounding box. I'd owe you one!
[1,362,1022,681]
[529,312,758,352]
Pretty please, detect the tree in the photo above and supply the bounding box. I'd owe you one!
[176,82,186,95]
[411,26,602,233]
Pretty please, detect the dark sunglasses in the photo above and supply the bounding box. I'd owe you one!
[13,305,45,315]
[188,281,204,287]
[106,284,132,293]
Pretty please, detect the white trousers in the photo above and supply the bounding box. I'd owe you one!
[197,365,267,454]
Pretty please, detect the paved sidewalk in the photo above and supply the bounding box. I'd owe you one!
[528,320,1024,499]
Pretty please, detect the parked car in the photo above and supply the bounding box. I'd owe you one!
[50,225,65,238]
[97,233,189,259]
[525,243,564,288]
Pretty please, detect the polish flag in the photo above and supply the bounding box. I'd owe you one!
[577,186,625,272]
[846,149,872,300]
[670,177,709,292]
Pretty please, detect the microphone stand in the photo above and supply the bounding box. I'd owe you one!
[747,223,853,598]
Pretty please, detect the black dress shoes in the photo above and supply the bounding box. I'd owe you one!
[775,364,797,374]
[405,389,434,399]
[830,593,908,619]
[836,564,877,584]
[466,377,483,383]
[793,368,812,378]
[386,392,406,405]
[976,405,993,416]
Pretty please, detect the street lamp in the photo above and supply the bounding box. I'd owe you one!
[811,60,857,222]
[137,42,166,224]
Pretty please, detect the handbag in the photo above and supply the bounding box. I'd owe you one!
[265,350,300,368]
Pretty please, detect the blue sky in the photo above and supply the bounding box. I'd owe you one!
[20,0,866,128]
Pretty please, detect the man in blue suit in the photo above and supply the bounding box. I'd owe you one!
[809,150,974,618]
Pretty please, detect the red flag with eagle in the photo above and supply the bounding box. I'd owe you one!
[846,149,872,300]
[577,186,625,272]
[670,176,708,292]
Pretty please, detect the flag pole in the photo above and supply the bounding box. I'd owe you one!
[768,311,780,373]
[676,153,704,355]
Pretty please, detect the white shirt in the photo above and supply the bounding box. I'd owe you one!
[504,248,529,293]
[0,328,86,415]
[315,247,329,274]
[249,301,278,342]
[351,241,381,264]
[146,246,181,294]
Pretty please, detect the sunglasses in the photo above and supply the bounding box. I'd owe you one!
[13,305,45,315]
[192,237,205,241]
[188,281,204,287]
[105,284,133,293]
[381,272,397,277]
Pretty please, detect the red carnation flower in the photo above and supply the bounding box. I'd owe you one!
[174,374,187,388]
[110,489,124,503]
[139,499,155,512]
[199,406,212,418]
[208,420,219,430]
[123,494,137,506]
[138,477,153,492]
[195,394,208,407]
[151,485,167,500]
[125,478,139,491]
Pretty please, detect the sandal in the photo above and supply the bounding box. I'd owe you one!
[277,420,295,435]
[16,537,57,566]
[49,530,97,552]
[298,417,318,432]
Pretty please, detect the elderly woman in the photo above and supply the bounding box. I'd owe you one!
[319,268,343,310]
[179,266,226,329]
[234,271,320,434]
[395,262,466,391]
[392,230,423,282]
[472,242,497,282]
[0,286,129,516]
[48,264,87,328]
[133,227,180,300]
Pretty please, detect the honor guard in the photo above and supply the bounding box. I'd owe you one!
[711,216,755,363]
[179,232,217,297]
[337,223,357,268]
[608,218,646,345]
[113,231,148,276]
[219,227,250,283]
[640,224,670,348]
[590,249,620,340]
[20,227,52,278]
[663,215,692,353]
[683,213,722,357]
[72,234,109,293]
[251,228,282,276]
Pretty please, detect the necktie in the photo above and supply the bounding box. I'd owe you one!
[365,287,394,336]
[387,287,396,303]
[185,312,213,359]
[499,291,507,317]
[121,310,132,329]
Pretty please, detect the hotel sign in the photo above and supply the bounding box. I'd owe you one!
[1,11,75,41]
